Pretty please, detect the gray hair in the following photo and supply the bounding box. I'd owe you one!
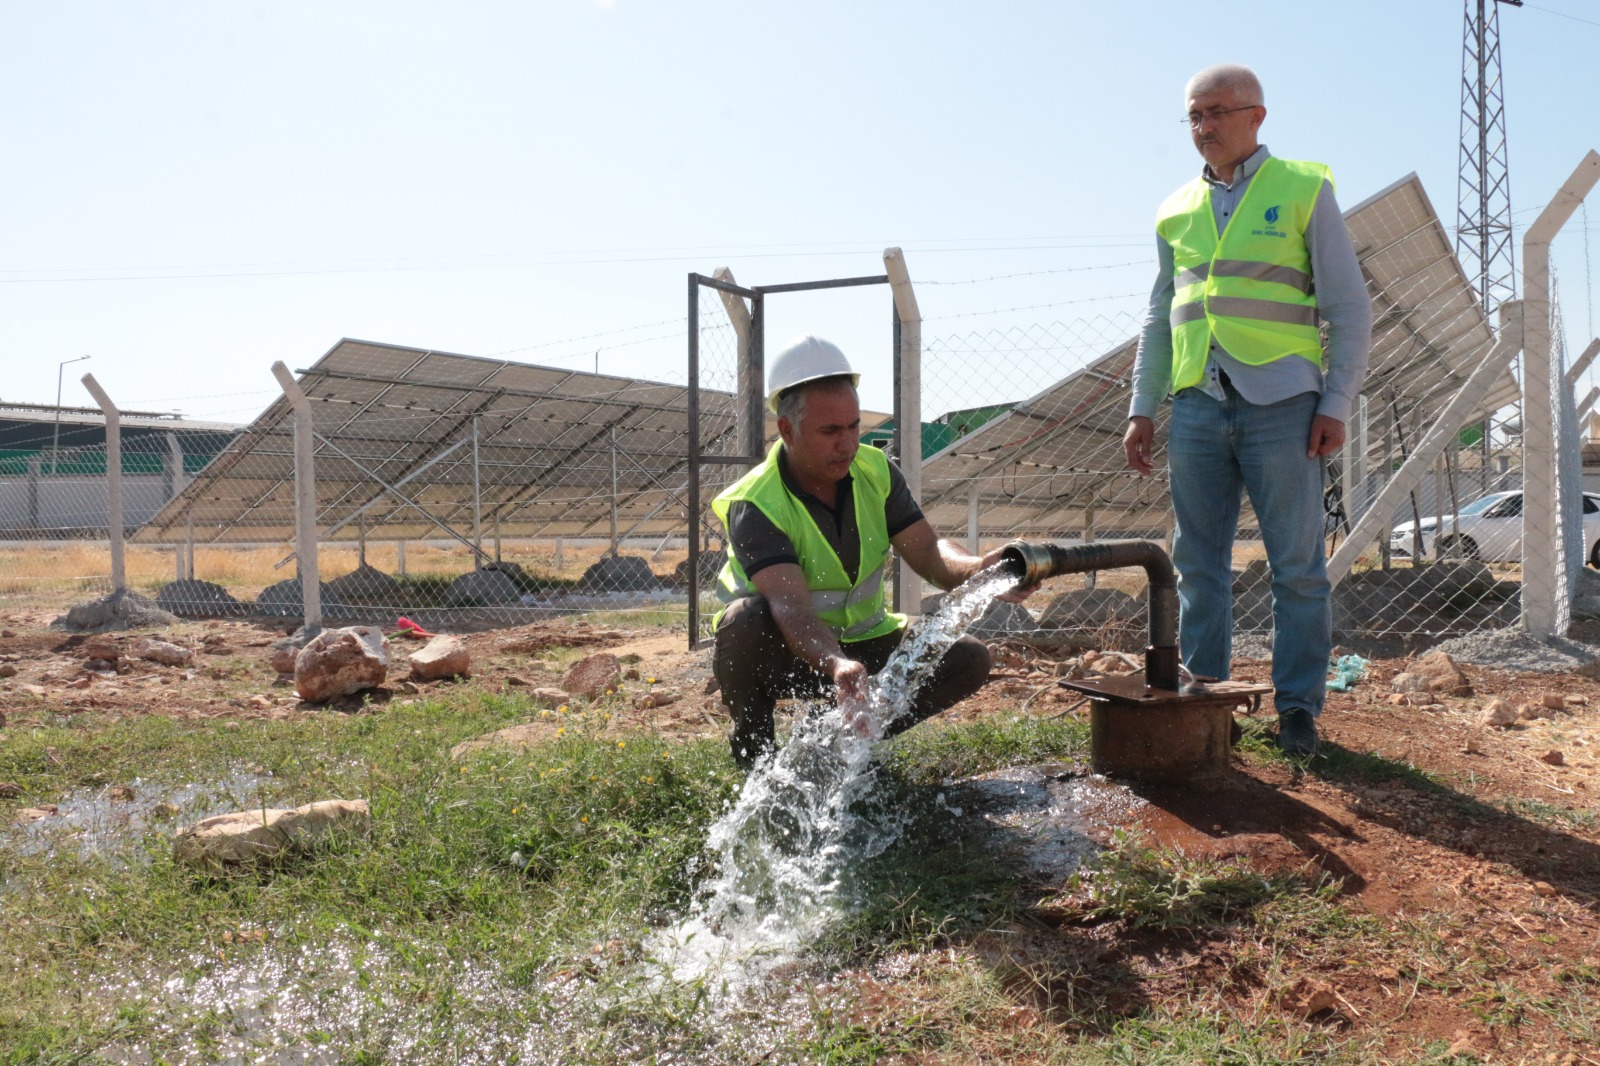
[1185,64,1264,106]
[776,375,856,429]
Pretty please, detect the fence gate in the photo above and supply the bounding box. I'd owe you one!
[686,269,906,648]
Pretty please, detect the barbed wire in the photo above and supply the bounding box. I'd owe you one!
[924,292,1146,323]
[918,259,1151,285]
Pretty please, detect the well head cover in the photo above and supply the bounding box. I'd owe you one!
[766,335,859,414]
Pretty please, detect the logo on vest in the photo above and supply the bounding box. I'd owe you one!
[1251,204,1288,239]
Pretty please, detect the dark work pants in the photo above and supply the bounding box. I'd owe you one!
[712,595,992,767]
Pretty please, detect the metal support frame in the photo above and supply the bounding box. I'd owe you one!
[80,374,125,593]
[270,361,321,631]
[686,267,896,649]
[1328,302,1524,585]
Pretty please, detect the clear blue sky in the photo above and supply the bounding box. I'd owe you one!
[2,1,1596,423]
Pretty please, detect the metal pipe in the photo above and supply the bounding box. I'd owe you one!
[997,539,1179,691]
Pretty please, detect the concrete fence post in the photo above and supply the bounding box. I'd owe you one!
[80,373,124,594]
[885,246,923,613]
[271,361,321,631]
[1520,149,1600,637]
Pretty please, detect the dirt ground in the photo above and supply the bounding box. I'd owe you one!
[3,605,1599,1061]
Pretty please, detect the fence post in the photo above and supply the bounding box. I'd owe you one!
[712,267,760,458]
[1576,386,1600,428]
[80,374,125,594]
[270,361,321,631]
[1520,149,1600,637]
[885,247,923,613]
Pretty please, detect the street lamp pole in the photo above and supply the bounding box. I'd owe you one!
[51,354,91,474]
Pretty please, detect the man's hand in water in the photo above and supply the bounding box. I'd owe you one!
[828,655,876,738]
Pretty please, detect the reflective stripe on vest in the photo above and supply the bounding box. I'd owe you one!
[709,443,904,643]
[1157,156,1331,391]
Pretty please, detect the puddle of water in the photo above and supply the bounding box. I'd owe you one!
[90,930,835,1066]
[3,766,277,864]
[954,767,1147,881]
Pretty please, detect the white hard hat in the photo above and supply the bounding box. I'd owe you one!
[765,335,859,414]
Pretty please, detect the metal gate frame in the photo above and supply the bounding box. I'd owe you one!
[686,269,910,649]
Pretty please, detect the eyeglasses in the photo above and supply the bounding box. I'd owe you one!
[1182,104,1260,128]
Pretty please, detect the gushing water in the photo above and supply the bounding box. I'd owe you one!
[647,565,1020,987]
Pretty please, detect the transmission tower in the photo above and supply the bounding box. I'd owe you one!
[1456,0,1520,314]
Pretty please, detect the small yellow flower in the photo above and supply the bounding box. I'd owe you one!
[617,741,625,748]
[558,704,568,713]
[557,726,566,736]
[646,677,657,684]
[580,816,588,823]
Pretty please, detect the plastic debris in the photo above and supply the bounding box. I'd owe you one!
[396,617,437,639]
[1325,654,1369,692]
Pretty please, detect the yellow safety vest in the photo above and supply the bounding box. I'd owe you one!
[1158,156,1331,391]
[711,443,904,643]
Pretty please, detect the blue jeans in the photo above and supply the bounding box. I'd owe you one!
[1168,386,1330,718]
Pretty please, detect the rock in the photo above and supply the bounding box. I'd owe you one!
[1578,659,1600,680]
[451,722,556,760]
[578,554,662,593]
[20,684,47,697]
[1275,977,1339,1018]
[1037,588,1143,630]
[1541,693,1567,712]
[52,590,180,633]
[324,564,405,608]
[408,635,470,680]
[1540,750,1566,766]
[1481,699,1518,727]
[173,799,371,869]
[0,664,15,678]
[155,579,246,618]
[1391,673,1431,694]
[443,569,524,607]
[81,636,122,665]
[634,690,681,710]
[1519,702,1549,721]
[269,630,315,673]
[1533,881,1557,898]
[134,639,193,666]
[1407,651,1473,696]
[13,805,57,824]
[564,653,621,699]
[293,627,390,702]
[0,782,21,797]
[531,687,571,707]
[152,801,182,820]
[672,551,726,586]
[255,579,334,618]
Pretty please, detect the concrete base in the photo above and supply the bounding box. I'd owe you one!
[1089,694,1241,784]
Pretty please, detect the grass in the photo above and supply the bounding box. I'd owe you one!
[1,687,1594,1063]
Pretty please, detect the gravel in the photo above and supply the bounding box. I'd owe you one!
[1427,627,1600,674]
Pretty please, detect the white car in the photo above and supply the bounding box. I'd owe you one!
[1388,490,1600,566]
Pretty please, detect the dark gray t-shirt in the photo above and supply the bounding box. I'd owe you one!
[726,446,924,584]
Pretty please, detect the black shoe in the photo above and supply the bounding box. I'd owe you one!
[1277,709,1318,757]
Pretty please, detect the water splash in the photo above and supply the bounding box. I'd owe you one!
[647,564,1020,988]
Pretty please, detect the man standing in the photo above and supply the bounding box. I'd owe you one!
[712,335,1012,769]
[1122,64,1372,756]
